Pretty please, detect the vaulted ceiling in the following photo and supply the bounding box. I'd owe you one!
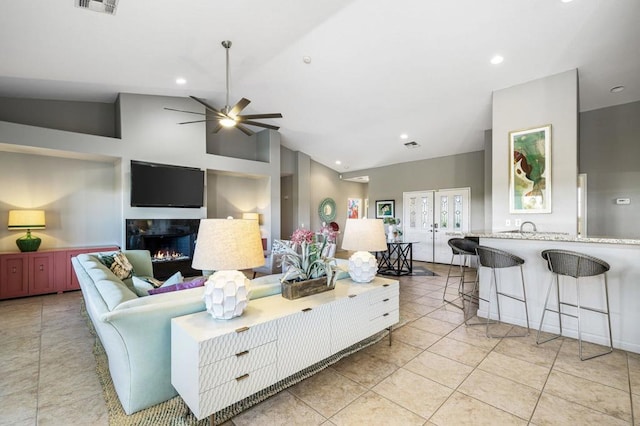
[1,0,638,172]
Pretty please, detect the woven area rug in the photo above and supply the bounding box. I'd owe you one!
[88,306,409,425]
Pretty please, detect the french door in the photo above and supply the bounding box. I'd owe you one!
[403,188,470,263]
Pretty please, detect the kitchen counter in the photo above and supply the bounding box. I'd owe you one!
[452,231,640,354]
[449,231,640,246]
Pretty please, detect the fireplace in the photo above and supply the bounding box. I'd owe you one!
[125,219,201,280]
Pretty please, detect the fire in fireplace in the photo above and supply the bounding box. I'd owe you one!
[125,219,201,279]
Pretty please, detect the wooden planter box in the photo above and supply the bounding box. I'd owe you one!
[281,276,335,300]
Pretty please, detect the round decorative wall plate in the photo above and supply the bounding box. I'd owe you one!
[318,198,337,222]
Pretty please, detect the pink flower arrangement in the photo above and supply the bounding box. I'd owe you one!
[291,228,315,246]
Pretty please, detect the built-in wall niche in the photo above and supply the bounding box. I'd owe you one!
[206,170,270,221]
[206,124,272,163]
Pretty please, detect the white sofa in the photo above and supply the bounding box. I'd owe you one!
[71,250,282,415]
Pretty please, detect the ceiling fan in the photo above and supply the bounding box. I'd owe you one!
[165,40,282,136]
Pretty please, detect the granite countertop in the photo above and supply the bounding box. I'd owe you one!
[448,231,640,246]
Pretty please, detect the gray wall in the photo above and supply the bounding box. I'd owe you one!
[492,69,578,234]
[344,151,485,232]
[0,96,116,137]
[580,101,640,238]
[0,152,119,252]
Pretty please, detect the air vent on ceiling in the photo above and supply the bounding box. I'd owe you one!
[76,0,119,15]
[404,141,420,149]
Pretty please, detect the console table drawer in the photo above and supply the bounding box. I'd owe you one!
[370,309,399,332]
[200,363,277,416]
[199,341,277,392]
[369,283,399,303]
[369,295,399,320]
[200,321,276,365]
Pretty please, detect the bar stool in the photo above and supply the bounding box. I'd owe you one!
[537,249,613,361]
[475,246,530,338]
[443,238,479,307]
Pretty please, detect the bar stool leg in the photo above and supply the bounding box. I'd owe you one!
[486,266,529,338]
[536,273,562,345]
[577,275,614,361]
[443,253,464,308]
[519,265,531,334]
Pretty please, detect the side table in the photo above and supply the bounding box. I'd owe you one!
[376,242,414,276]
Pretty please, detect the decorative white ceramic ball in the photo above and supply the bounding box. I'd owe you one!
[348,251,378,283]
[203,270,249,319]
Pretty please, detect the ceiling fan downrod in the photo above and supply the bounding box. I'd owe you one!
[222,40,232,114]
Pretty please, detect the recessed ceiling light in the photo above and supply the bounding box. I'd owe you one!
[176,77,187,85]
[610,85,625,93]
[303,56,312,64]
[561,0,574,3]
[490,55,504,65]
[335,160,342,165]
[400,133,408,139]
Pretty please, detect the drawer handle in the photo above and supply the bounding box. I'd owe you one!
[40,265,44,271]
[302,307,312,312]
[348,294,357,298]
[383,313,390,317]
[12,267,16,273]
[383,284,389,287]
[235,373,250,381]
[235,326,250,333]
[383,298,389,302]
[236,350,249,357]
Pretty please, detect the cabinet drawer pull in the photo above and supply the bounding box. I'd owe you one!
[383,298,389,302]
[235,350,249,357]
[383,284,389,287]
[383,313,390,317]
[12,267,16,273]
[235,373,250,381]
[39,265,44,271]
[302,307,312,312]
[348,294,357,298]
[235,326,250,333]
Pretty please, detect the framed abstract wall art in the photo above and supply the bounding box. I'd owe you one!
[375,200,395,219]
[509,125,552,213]
[347,198,362,219]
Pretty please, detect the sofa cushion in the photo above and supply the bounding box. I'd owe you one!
[148,276,206,295]
[104,251,135,280]
[132,272,183,297]
[94,279,139,311]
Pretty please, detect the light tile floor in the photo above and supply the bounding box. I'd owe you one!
[1,261,638,425]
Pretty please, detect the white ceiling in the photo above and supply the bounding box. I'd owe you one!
[0,0,638,173]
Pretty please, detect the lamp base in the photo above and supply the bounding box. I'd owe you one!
[16,235,41,252]
[203,270,250,319]
[348,251,378,283]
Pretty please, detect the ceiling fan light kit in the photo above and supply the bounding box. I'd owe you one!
[165,40,282,136]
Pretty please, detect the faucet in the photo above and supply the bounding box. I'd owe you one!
[520,221,537,233]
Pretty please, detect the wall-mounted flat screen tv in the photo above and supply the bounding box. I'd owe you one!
[130,160,204,208]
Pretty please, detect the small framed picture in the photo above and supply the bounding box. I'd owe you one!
[375,200,394,219]
[347,198,362,219]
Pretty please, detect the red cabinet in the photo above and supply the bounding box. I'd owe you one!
[0,245,119,300]
[0,254,29,299]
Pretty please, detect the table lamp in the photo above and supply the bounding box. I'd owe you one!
[341,218,387,283]
[8,210,46,252]
[192,218,265,319]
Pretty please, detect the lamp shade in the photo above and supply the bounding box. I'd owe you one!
[242,212,259,221]
[8,210,46,230]
[192,218,265,271]
[341,219,387,252]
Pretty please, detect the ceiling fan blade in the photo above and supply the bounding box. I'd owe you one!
[241,120,280,131]
[238,113,283,119]
[211,122,223,134]
[229,98,251,116]
[178,119,222,125]
[235,123,255,136]
[189,96,225,117]
[164,107,206,116]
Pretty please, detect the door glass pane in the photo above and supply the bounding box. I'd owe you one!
[454,195,462,230]
[421,196,429,229]
[440,196,448,228]
[409,197,416,228]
